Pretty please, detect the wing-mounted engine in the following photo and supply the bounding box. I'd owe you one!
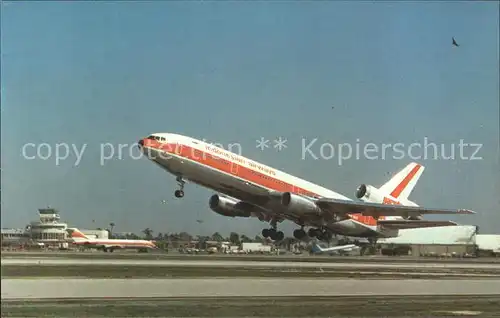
[208,194,252,218]
[355,184,386,204]
[280,192,322,216]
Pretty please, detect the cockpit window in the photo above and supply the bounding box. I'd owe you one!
[146,135,166,142]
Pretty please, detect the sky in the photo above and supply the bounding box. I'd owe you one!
[1,1,499,237]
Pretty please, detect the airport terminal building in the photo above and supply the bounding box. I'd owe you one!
[1,208,108,249]
[1,208,499,256]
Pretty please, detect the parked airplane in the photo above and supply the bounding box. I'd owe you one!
[311,243,359,255]
[137,133,474,247]
[67,228,157,252]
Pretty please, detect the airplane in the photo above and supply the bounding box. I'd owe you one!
[311,243,359,255]
[137,133,474,248]
[67,228,157,253]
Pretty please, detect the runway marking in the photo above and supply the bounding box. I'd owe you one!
[434,310,483,315]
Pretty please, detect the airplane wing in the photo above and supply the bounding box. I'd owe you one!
[377,219,458,230]
[315,198,475,218]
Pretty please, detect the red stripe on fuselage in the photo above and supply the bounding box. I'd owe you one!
[143,139,381,226]
[73,240,155,247]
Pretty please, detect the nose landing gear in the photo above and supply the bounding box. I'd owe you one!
[174,176,185,198]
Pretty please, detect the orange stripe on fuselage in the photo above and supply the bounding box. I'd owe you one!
[390,164,421,198]
[143,139,385,226]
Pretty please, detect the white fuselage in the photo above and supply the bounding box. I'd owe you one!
[139,133,399,238]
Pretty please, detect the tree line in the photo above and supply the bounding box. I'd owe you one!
[99,224,298,249]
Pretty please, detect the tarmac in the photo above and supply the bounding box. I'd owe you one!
[3,278,500,299]
[2,255,500,317]
[2,256,500,299]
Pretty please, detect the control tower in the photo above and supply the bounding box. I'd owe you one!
[28,208,68,245]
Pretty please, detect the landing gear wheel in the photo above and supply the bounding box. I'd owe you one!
[318,230,332,242]
[174,176,185,198]
[274,231,284,241]
[262,228,284,241]
[308,228,320,238]
[293,229,306,240]
[268,228,276,240]
[174,190,184,198]
[270,230,284,241]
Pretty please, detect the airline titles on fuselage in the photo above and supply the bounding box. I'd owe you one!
[203,144,277,176]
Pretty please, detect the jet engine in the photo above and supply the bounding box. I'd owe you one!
[208,194,251,218]
[280,192,322,216]
[356,184,422,220]
[355,184,385,203]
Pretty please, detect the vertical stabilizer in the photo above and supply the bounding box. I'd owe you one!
[67,228,89,241]
[379,162,424,200]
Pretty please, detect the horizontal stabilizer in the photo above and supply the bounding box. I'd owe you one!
[378,220,458,230]
[315,198,475,218]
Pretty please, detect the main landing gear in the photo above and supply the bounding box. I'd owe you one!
[292,227,332,241]
[360,238,378,256]
[262,219,284,241]
[293,227,307,240]
[174,176,185,198]
[306,228,332,242]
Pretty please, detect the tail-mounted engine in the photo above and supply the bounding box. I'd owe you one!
[355,184,385,204]
[356,185,421,220]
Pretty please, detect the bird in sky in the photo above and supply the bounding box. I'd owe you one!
[452,37,460,47]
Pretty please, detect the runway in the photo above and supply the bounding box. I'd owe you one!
[4,257,500,269]
[3,256,500,317]
[3,278,500,299]
[4,251,500,264]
